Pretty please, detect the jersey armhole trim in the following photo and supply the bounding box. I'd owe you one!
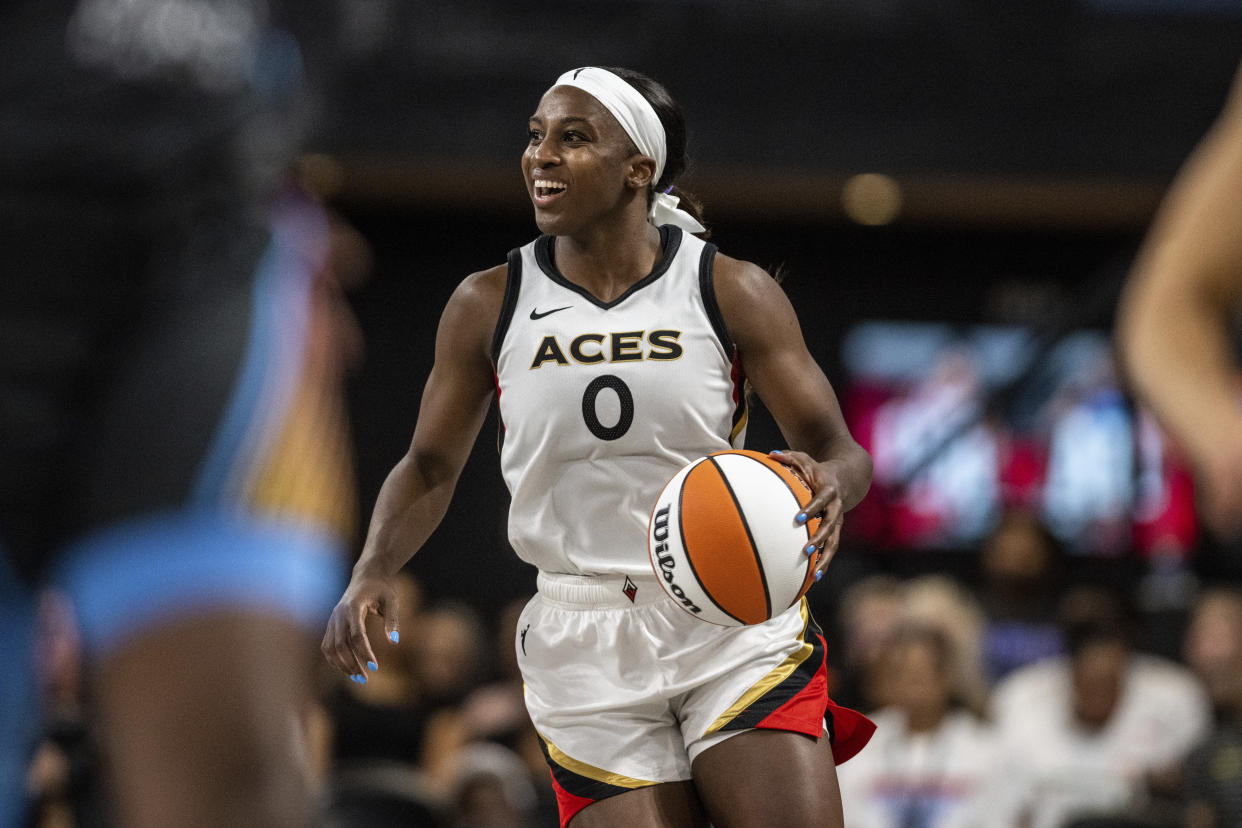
[698,242,733,355]
[490,247,524,366]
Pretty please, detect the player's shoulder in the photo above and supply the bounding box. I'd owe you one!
[710,251,774,291]
[709,252,783,309]
[439,264,509,354]
[446,263,508,319]
[456,263,508,303]
[708,251,794,345]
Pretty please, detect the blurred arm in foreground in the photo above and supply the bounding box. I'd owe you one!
[1117,63,1242,538]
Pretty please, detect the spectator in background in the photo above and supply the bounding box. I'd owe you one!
[23,591,104,828]
[407,601,493,796]
[453,595,559,825]
[835,575,906,712]
[1181,587,1242,827]
[1116,62,1242,540]
[450,742,540,828]
[327,573,429,774]
[900,575,990,715]
[322,585,558,828]
[836,623,1005,828]
[977,510,1066,682]
[324,576,497,823]
[990,585,1210,828]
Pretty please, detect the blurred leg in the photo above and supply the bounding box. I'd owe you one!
[94,611,318,828]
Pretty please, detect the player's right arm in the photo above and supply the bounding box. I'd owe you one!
[1116,63,1242,536]
[321,265,506,679]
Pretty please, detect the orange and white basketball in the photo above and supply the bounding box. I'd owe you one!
[647,449,822,626]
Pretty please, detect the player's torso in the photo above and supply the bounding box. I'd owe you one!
[493,226,747,578]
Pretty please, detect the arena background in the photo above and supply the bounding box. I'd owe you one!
[300,0,1242,640]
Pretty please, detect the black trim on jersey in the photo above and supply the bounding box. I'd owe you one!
[490,247,524,365]
[698,242,733,354]
[491,249,523,455]
[533,225,683,309]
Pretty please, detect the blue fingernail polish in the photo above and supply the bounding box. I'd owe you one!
[772,449,783,454]
[805,543,816,555]
[796,512,807,524]
[358,675,367,685]
[816,570,823,581]
[389,631,399,644]
[367,661,378,672]
[350,675,361,684]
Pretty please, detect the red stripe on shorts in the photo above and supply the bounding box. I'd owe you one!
[549,770,596,828]
[826,698,877,765]
[752,627,876,763]
[752,631,831,737]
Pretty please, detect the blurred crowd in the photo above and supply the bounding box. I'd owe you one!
[17,507,1242,828]
[827,509,1236,828]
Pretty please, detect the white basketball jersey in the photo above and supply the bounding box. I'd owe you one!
[492,225,747,581]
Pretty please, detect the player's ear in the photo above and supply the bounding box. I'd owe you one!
[626,155,657,191]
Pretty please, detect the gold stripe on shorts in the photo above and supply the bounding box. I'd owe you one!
[538,730,659,790]
[703,599,813,736]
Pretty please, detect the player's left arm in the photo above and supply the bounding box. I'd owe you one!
[714,254,873,574]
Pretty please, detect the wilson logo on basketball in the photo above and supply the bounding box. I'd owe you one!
[647,450,821,626]
[651,505,702,614]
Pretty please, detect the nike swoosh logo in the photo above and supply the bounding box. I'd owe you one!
[530,305,572,320]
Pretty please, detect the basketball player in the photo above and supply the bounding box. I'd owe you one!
[1,3,357,826]
[322,66,875,827]
[1117,62,1242,539]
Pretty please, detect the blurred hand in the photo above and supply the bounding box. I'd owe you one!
[1199,424,1242,539]
[321,575,400,681]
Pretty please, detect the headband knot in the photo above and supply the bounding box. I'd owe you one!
[552,67,706,234]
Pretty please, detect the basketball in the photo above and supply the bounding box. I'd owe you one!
[648,449,823,626]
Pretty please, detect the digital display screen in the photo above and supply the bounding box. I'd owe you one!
[840,321,1197,557]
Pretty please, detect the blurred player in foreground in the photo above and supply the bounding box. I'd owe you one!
[1117,63,1242,539]
[0,2,360,825]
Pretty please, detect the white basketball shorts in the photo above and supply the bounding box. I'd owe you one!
[516,572,875,826]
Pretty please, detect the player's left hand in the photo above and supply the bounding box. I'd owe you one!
[769,449,846,582]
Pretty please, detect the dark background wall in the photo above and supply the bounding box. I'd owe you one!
[312,0,1242,619]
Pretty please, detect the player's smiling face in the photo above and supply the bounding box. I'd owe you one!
[522,85,646,236]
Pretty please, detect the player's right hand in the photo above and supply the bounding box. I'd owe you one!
[321,575,400,683]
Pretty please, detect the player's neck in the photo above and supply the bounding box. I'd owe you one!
[555,215,662,304]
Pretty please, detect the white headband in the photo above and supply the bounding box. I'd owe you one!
[552,67,706,234]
